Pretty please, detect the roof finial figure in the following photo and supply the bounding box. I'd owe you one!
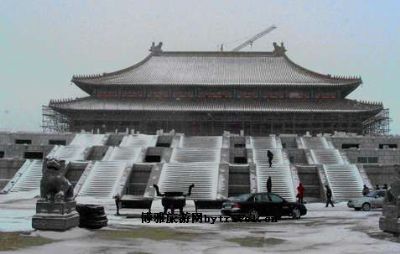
[273,42,286,56]
[150,41,163,55]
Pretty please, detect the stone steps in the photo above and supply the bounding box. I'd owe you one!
[78,161,129,198]
[158,162,219,200]
[10,160,43,192]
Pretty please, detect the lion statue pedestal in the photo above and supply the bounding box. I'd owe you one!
[32,159,79,231]
[379,179,400,236]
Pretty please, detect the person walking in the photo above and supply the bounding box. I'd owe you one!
[267,150,274,168]
[113,193,122,216]
[362,185,370,196]
[297,182,305,204]
[383,183,388,190]
[375,184,380,190]
[266,176,272,193]
[325,185,334,207]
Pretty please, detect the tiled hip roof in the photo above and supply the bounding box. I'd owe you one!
[72,51,360,87]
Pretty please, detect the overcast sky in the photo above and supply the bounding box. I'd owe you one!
[0,0,399,133]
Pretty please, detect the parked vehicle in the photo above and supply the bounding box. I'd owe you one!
[221,192,307,220]
[347,190,386,211]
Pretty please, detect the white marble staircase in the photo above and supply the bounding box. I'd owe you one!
[157,162,219,200]
[302,136,365,200]
[252,137,296,202]
[323,164,364,200]
[170,148,221,163]
[300,136,332,149]
[178,136,222,149]
[8,160,43,193]
[102,146,143,162]
[250,136,280,149]
[255,164,296,202]
[253,149,287,165]
[77,161,130,199]
[70,133,109,146]
[47,145,88,161]
[120,134,157,147]
[310,149,344,164]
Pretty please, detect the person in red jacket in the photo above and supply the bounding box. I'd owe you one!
[297,183,305,204]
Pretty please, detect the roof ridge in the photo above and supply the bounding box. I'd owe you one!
[158,51,278,57]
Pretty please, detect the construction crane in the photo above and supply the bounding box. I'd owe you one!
[231,25,277,51]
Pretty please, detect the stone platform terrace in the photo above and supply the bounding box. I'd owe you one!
[1,131,400,207]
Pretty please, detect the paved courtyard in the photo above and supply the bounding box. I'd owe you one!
[0,194,399,254]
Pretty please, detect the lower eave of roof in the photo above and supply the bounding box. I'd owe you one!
[49,98,383,114]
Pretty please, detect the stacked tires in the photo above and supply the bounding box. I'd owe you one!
[76,204,108,229]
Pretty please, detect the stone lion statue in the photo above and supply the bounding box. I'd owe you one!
[384,169,400,205]
[40,158,74,202]
[384,181,400,204]
[379,171,400,235]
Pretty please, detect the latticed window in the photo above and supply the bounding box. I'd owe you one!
[148,89,170,98]
[96,90,119,98]
[357,157,378,163]
[315,91,336,99]
[172,89,193,98]
[260,90,284,99]
[237,89,257,99]
[198,88,232,98]
[120,89,144,98]
[288,91,309,99]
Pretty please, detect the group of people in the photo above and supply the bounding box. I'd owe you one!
[267,176,336,208]
[362,183,388,196]
[115,149,378,214]
[267,179,390,208]
[266,176,305,204]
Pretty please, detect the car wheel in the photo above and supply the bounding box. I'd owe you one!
[291,208,301,219]
[247,209,259,221]
[354,208,361,211]
[362,203,371,211]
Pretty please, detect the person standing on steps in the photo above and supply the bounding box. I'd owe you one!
[267,176,272,193]
[113,193,121,216]
[362,185,370,196]
[325,185,334,207]
[267,150,274,168]
[297,182,305,204]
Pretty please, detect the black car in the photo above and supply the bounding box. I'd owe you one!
[221,192,307,220]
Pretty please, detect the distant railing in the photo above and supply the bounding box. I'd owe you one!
[49,97,87,105]
[72,73,104,79]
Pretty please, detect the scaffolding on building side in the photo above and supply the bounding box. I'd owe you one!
[41,105,70,133]
[363,109,391,135]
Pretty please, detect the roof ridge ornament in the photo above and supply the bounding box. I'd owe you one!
[272,42,286,56]
[150,41,163,55]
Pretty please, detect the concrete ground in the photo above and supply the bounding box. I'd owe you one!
[1,194,400,254]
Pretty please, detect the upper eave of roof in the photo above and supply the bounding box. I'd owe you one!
[71,42,362,90]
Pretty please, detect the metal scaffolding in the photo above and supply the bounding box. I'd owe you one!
[362,109,391,135]
[41,105,70,133]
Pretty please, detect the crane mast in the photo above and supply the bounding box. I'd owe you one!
[231,25,277,51]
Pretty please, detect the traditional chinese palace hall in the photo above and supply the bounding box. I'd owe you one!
[47,42,387,135]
